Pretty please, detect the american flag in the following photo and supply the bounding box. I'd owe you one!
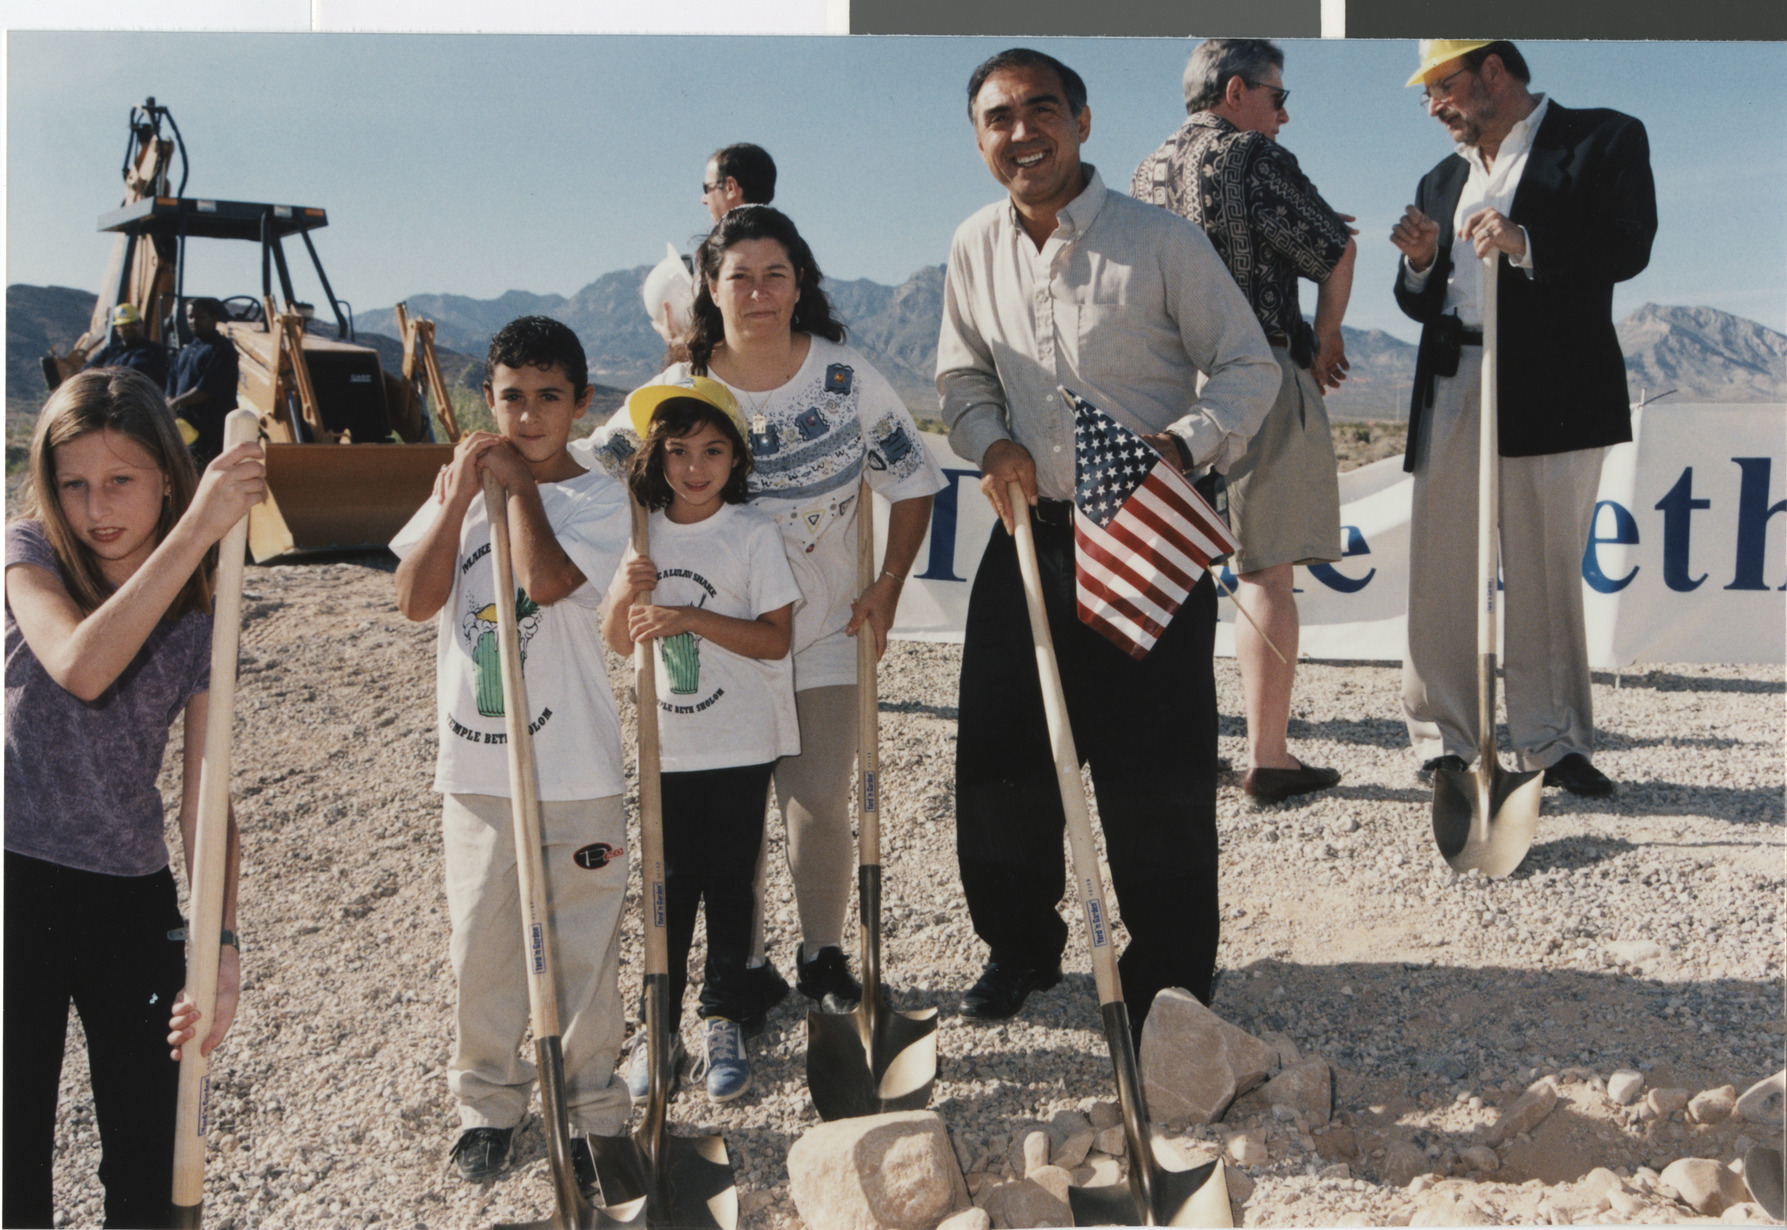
[1063,386,1238,660]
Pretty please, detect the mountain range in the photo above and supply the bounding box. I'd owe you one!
[9,272,1783,424]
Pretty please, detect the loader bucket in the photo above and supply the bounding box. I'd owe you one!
[250,441,454,561]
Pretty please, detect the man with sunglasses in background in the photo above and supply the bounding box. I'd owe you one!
[1390,40,1655,798]
[1133,38,1357,806]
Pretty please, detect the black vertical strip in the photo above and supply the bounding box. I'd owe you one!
[850,0,1321,37]
[1347,0,1784,40]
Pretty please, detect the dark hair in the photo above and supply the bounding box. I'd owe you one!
[687,206,846,376]
[1462,41,1530,85]
[484,315,589,396]
[1183,39,1284,113]
[967,48,1088,121]
[186,296,226,321]
[628,396,753,511]
[711,143,777,205]
[18,367,209,619]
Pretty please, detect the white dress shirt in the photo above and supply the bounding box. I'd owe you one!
[1403,94,1551,328]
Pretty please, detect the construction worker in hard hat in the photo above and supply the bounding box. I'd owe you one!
[82,301,169,388]
[1389,40,1656,800]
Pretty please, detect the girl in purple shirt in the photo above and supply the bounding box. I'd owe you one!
[4,368,263,1227]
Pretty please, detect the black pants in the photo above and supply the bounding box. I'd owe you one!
[660,763,774,1026]
[954,518,1221,1029]
[4,852,187,1229]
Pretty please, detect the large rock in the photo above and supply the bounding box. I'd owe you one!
[1410,1187,1494,1225]
[1485,1078,1559,1146]
[1229,1058,1333,1125]
[1140,988,1278,1125]
[788,1110,971,1230]
[1046,1109,1097,1170]
[1377,1138,1430,1188]
[1737,1071,1785,1127]
[981,1174,1071,1229]
[1608,1069,1645,1106]
[1661,1157,1750,1216]
[937,1211,991,1230]
[1691,1085,1739,1124]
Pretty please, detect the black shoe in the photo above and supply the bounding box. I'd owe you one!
[570,1137,599,1204]
[740,958,790,1035]
[959,958,1063,1020]
[1242,761,1340,805]
[1543,753,1616,797]
[1417,754,1468,785]
[794,944,861,1014]
[451,1125,515,1183]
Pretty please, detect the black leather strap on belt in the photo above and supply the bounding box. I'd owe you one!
[1034,498,1074,527]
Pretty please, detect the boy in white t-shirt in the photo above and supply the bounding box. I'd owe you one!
[392,317,630,1197]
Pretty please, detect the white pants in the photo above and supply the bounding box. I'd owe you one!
[442,792,630,1136]
[1403,350,1607,770]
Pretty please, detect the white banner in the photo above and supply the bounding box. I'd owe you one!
[885,406,1787,667]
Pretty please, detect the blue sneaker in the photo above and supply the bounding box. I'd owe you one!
[623,1029,685,1102]
[696,1017,751,1103]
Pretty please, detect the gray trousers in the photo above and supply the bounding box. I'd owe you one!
[1402,349,1607,770]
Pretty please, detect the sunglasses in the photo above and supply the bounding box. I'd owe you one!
[1243,79,1290,110]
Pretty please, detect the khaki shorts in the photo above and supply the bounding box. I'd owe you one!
[1224,348,1342,574]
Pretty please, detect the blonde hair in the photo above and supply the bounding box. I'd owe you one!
[17,368,211,619]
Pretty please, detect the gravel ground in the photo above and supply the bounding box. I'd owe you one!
[47,555,1784,1228]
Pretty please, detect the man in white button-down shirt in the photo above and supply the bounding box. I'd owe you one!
[936,47,1277,1034]
[1390,40,1656,800]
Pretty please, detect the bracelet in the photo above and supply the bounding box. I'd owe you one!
[880,568,904,583]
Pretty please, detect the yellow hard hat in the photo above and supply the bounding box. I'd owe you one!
[626,375,752,452]
[1406,40,1496,87]
[111,302,142,326]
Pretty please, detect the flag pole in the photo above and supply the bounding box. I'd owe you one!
[1208,569,1289,665]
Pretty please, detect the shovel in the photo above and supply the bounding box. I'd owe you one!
[1431,254,1543,878]
[806,479,939,1120]
[171,409,260,1229]
[1006,484,1231,1229]
[585,497,737,1230]
[479,472,648,1230]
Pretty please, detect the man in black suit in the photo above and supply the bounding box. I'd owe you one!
[1389,39,1656,797]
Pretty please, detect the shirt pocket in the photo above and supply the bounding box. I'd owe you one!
[1074,301,1148,385]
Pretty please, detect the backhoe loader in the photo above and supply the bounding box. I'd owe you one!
[44,98,462,561]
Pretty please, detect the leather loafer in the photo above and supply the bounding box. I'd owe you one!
[1242,761,1340,805]
[1543,752,1616,797]
[1417,754,1468,785]
[959,959,1062,1020]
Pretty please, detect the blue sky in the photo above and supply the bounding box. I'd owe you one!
[7,34,1783,344]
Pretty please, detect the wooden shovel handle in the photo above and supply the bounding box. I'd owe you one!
[856,479,880,868]
[1006,483,1123,1010]
[482,470,561,1041]
[171,408,260,1215]
[630,499,670,978]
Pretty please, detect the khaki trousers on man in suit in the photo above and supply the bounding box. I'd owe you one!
[1402,348,1608,769]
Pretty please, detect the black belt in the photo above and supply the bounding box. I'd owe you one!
[1459,328,1484,345]
[1034,498,1074,527]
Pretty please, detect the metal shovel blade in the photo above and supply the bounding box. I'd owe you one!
[585,1131,736,1230]
[1066,1004,1232,1228]
[1432,760,1543,878]
[806,989,939,1120]
[807,867,939,1120]
[1744,1143,1784,1222]
[493,1039,649,1230]
[1068,1158,1230,1228]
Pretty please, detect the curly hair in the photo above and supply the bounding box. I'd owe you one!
[628,396,753,512]
[484,315,589,396]
[18,367,209,619]
[686,206,845,376]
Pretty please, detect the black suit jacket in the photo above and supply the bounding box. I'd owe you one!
[1396,102,1657,471]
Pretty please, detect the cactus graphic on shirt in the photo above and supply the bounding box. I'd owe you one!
[658,593,706,695]
[467,590,542,717]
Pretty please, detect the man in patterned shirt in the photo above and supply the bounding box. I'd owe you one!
[1133,38,1357,806]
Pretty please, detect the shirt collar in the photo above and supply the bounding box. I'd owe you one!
[1458,93,1549,164]
[1002,163,1108,241]
[1188,110,1238,136]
